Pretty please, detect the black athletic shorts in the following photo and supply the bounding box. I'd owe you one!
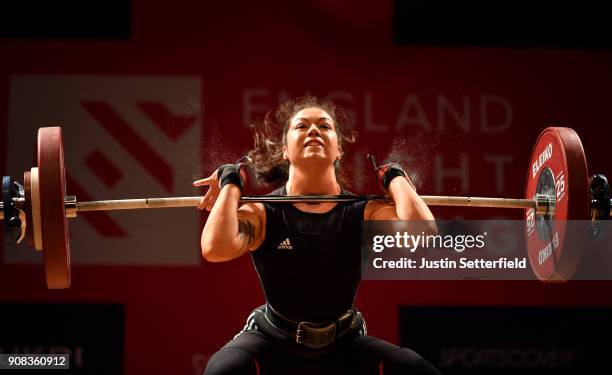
[204,305,440,375]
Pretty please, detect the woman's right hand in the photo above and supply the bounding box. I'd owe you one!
[193,168,221,211]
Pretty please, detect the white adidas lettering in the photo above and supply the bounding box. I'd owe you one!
[277,238,293,250]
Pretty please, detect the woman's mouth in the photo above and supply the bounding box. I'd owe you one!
[304,140,324,147]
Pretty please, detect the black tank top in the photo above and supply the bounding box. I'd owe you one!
[251,186,368,323]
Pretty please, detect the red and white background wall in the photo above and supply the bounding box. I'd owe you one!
[1,1,612,373]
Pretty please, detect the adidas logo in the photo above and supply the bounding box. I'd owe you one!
[277,238,293,250]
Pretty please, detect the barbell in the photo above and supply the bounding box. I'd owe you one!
[1,127,610,288]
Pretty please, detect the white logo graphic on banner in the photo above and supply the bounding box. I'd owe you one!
[6,75,203,265]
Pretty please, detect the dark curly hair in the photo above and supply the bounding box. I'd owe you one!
[248,96,358,189]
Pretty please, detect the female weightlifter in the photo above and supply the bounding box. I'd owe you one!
[194,96,440,375]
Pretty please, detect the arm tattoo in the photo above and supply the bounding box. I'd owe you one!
[237,218,256,255]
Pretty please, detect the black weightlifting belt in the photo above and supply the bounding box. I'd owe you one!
[264,304,356,349]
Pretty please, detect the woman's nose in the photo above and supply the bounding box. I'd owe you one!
[307,124,321,136]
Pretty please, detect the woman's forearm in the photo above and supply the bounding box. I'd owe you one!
[201,185,242,261]
[388,177,435,221]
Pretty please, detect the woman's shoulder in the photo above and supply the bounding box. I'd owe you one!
[337,189,368,220]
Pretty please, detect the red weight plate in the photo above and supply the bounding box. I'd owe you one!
[525,127,589,281]
[38,127,71,289]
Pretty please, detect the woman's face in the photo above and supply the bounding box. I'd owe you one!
[283,107,342,167]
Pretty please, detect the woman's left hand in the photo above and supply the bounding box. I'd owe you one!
[193,168,221,211]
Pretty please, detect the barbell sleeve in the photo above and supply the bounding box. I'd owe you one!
[77,197,203,211]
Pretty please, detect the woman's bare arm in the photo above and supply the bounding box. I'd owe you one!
[365,177,436,233]
[194,171,265,262]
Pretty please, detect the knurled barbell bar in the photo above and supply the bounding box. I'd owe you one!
[0,192,554,214]
[1,127,610,288]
